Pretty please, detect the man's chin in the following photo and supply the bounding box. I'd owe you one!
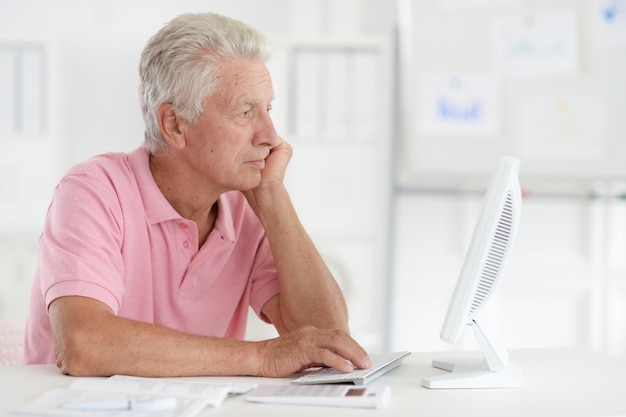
[238,178,263,193]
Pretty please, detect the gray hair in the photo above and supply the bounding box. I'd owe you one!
[139,12,271,153]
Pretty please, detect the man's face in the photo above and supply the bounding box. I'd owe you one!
[181,57,279,192]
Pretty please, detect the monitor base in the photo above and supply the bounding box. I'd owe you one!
[422,358,522,389]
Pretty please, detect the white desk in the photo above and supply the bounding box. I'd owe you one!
[2,349,625,417]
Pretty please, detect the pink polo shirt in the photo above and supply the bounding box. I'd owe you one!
[23,147,280,364]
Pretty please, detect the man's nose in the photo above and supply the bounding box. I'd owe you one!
[254,111,280,147]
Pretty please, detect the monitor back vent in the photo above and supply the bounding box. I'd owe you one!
[469,189,514,316]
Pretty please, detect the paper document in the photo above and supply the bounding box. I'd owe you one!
[12,375,256,417]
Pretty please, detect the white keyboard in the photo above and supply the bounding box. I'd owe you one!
[291,351,411,385]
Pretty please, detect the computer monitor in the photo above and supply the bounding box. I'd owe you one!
[422,157,523,389]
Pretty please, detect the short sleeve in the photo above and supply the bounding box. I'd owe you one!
[38,171,126,314]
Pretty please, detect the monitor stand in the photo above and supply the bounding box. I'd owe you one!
[422,357,522,389]
[422,319,522,389]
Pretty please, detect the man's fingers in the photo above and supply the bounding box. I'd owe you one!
[311,348,354,373]
[316,329,372,370]
[302,329,371,372]
[259,326,371,378]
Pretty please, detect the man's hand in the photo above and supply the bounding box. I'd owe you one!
[259,137,293,186]
[243,138,292,212]
[255,325,372,378]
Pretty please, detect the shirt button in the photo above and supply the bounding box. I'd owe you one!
[179,223,188,229]
[183,240,191,248]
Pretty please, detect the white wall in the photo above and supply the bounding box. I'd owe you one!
[387,0,626,359]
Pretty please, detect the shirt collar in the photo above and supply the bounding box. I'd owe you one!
[128,147,180,225]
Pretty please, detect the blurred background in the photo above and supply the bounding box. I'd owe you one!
[0,0,625,360]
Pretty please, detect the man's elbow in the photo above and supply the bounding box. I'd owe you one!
[54,332,107,377]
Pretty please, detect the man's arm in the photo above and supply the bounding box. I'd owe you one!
[50,296,368,377]
[244,139,350,334]
[253,190,349,334]
[50,296,257,377]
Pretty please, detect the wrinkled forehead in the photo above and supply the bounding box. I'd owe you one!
[211,58,274,105]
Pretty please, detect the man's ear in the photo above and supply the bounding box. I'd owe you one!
[157,103,187,149]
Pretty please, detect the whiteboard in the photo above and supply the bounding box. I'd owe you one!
[397,0,626,185]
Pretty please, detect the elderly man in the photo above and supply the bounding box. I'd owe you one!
[23,12,370,377]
